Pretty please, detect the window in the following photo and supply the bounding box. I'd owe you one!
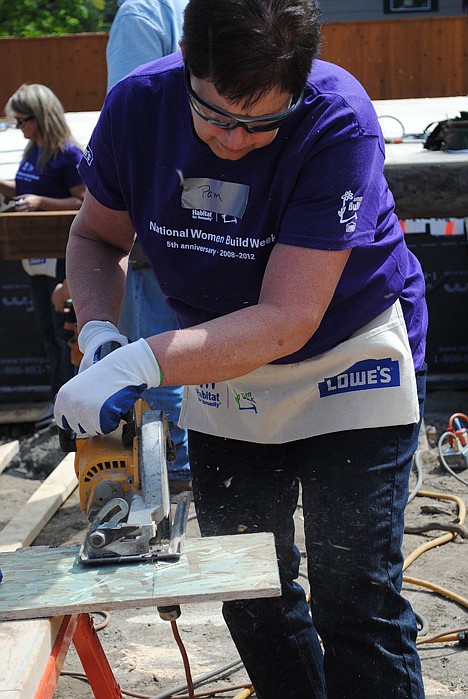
[384,0,438,12]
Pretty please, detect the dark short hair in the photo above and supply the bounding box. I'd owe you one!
[182,0,321,106]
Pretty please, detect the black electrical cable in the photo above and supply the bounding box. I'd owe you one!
[414,611,429,637]
[150,659,244,699]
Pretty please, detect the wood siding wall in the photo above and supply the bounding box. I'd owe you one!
[321,16,468,99]
[0,33,108,113]
[0,16,467,113]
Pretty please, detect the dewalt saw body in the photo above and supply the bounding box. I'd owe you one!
[59,399,191,566]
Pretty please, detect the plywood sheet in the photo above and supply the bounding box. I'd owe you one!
[0,533,280,621]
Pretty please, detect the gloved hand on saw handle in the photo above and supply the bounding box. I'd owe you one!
[54,339,162,437]
[78,320,130,372]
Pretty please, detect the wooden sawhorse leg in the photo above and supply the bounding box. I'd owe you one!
[34,613,123,698]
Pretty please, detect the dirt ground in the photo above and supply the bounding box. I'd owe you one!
[0,388,467,699]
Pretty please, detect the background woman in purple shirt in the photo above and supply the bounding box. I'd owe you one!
[0,84,85,399]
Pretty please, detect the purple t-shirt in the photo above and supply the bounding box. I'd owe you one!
[79,53,427,370]
[16,143,83,200]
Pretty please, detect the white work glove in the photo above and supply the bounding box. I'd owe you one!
[54,339,162,437]
[78,320,129,372]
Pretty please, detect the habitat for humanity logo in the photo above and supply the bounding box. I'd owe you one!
[338,190,363,233]
[83,145,93,166]
[195,384,221,408]
[318,358,400,398]
[234,390,257,413]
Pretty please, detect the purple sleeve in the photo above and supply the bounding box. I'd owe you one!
[78,97,127,211]
[279,134,388,251]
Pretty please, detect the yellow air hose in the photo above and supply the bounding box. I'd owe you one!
[403,489,468,645]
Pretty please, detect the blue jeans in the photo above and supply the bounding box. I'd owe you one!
[118,264,190,481]
[188,368,426,699]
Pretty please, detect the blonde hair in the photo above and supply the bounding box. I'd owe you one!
[5,84,81,171]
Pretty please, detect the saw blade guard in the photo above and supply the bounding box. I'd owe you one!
[78,402,190,564]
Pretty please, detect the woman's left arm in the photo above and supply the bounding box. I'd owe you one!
[13,183,86,212]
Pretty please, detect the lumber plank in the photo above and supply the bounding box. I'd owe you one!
[0,211,76,260]
[0,533,281,621]
[0,403,54,427]
[0,440,19,475]
[0,617,63,698]
[0,455,77,698]
[0,453,77,553]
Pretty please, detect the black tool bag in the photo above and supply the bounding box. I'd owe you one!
[423,112,468,151]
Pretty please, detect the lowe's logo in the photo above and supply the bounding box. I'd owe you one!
[318,358,400,398]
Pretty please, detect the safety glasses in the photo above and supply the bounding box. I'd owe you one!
[15,116,34,128]
[184,66,304,133]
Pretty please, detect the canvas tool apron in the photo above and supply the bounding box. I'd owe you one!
[179,300,419,444]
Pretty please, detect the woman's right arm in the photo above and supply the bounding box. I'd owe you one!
[66,190,136,329]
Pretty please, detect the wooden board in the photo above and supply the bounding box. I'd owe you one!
[0,455,78,698]
[0,210,76,260]
[0,402,55,426]
[0,617,64,698]
[0,440,19,475]
[0,453,77,553]
[0,533,280,621]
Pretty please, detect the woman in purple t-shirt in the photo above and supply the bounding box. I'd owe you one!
[54,2,428,697]
[0,84,85,400]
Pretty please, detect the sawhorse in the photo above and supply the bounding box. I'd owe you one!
[35,613,122,699]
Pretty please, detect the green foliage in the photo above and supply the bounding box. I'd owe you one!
[0,0,118,37]
[101,0,119,31]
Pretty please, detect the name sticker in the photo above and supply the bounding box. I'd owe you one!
[181,177,249,218]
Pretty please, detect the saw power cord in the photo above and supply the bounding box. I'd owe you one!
[170,619,195,698]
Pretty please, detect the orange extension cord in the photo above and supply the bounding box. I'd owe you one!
[403,489,468,645]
